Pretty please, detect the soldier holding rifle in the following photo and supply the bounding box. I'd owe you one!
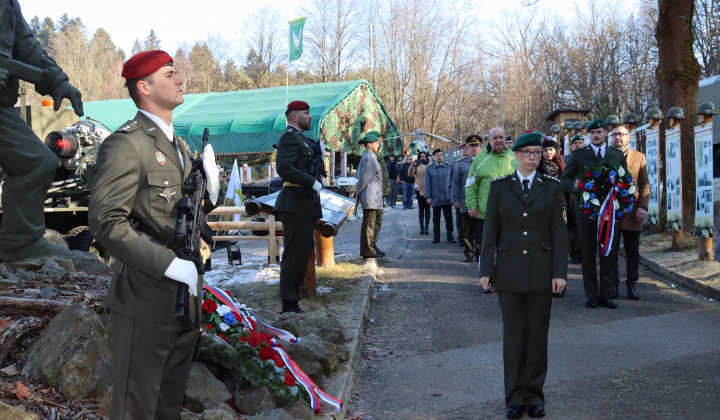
[89,50,215,419]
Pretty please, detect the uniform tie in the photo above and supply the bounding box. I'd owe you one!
[596,148,602,159]
[522,179,530,196]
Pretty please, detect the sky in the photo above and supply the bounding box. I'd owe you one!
[18,0,633,60]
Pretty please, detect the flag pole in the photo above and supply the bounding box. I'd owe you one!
[287,21,290,105]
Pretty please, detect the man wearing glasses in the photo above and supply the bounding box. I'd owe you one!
[561,119,628,309]
[610,124,650,300]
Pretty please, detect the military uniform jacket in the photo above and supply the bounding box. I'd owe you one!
[0,0,69,106]
[274,126,323,219]
[480,173,568,292]
[451,155,473,213]
[560,144,628,201]
[356,150,383,210]
[89,111,199,324]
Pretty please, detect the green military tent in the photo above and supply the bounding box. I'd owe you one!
[81,79,400,156]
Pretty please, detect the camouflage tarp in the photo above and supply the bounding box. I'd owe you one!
[80,80,400,157]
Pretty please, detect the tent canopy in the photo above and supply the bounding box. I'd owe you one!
[81,80,400,156]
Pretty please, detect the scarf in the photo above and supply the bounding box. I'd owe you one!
[617,142,631,155]
[542,160,559,177]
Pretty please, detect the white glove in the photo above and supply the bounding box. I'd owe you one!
[163,258,198,297]
[202,144,219,205]
[312,180,323,192]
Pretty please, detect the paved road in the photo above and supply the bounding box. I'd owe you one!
[347,207,720,420]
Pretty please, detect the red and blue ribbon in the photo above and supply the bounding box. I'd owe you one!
[597,181,620,257]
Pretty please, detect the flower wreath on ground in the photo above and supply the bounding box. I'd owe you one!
[193,284,342,414]
[574,161,637,256]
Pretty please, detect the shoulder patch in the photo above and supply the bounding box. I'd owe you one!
[117,120,139,133]
[491,174,512,183]
[541,173,560,183]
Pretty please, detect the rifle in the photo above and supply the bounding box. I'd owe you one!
[173,128,213,331]
[0,53,44,85]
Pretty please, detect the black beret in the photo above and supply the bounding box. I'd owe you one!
[542,139,560,150]
[432,148,442,156]
[587,118,606,131]
[511,131,543,151]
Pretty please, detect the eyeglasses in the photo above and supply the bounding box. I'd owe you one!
[611,132,629,137]
[519,150,543,157]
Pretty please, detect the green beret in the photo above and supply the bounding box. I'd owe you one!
[367,130,382,138]
[587,118,606,131]
[571,134,585,145]
[511,131,543,151]
[361,133,380,143]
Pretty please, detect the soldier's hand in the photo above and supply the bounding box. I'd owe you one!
[0,68,8,90]
[636,207,647,222]
[51,81,84,117]
[426,198,432,204]
[164,258,199,297]
[468,209,478,218]
[479,276,491,290]
[552,278,566,294]
[453,202,460,208]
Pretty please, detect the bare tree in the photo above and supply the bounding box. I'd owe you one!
[304,0,358,82]
[693,0,720,78]
[242,7,284,88]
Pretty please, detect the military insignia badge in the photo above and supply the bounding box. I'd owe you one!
[178,138,190,152]
[562,206,567,224]
[155,151,167,166]
[158,188,177,203]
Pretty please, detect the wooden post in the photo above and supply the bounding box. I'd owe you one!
[330,152,336,185]
[270,162,277,178]
[315,229,335,267]
[300,230,317,298]
[341,151,347,177]
[241,163,248,182]
[698,113,714,261]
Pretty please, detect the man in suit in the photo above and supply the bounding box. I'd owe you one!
[89,50,209,419]
[447,143,467,243]
[356,132,384,259]
[561,118,628,309]
[370,132,390,256]
[480,131,567,419]
[0,0,84,261]
[610,124,650,300]
[564,134,585,265]
[274,100,324,313]
[425,148,455,243]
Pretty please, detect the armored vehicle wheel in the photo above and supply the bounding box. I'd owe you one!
[65,226,93,252]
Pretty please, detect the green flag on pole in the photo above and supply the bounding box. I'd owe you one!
[289,17,306,62]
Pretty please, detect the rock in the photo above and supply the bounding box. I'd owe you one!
[39,286,57,299]
[234,386,277,415]
[0,276,19,290]
[9,255,74,272]
[184,362,232,412]
[286,334,337,376]
[298,315,346,345]
[180,412,202,420]
[284,399,315,420]
[295,360,325,388]
[0,401,39,420]
[247,408,296,420]
[21,303,112,399]
[72,250,111,276]
[273,317,300,339]
[200,409,236,420]
[202,401,236,416]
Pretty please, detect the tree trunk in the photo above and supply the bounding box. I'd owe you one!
[655,0,702,229]
[0,297,70,318]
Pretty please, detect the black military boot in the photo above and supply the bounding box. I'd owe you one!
[626,279,639,300]
[610,280,619,299]
[281,299,304,314]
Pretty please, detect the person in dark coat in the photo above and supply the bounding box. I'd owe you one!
[425,148,455,243]
[387,153,399,208]
[560,119,628,309]
[356,132,384,259]
[274,100,324,313]
[399,155,416,209]
[539,138,567,298]
[0,0,84,261]
[480,131,567,419]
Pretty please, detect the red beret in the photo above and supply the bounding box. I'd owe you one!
[287,100,310,111]
[122,50,173,79]
[459,143,468,148]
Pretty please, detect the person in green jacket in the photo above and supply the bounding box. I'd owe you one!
[465,127,517,288]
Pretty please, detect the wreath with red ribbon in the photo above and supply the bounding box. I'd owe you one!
[574,161,636,221]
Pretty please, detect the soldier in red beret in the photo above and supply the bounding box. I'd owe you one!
[274,99,325,313]
[89,50,209,419]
